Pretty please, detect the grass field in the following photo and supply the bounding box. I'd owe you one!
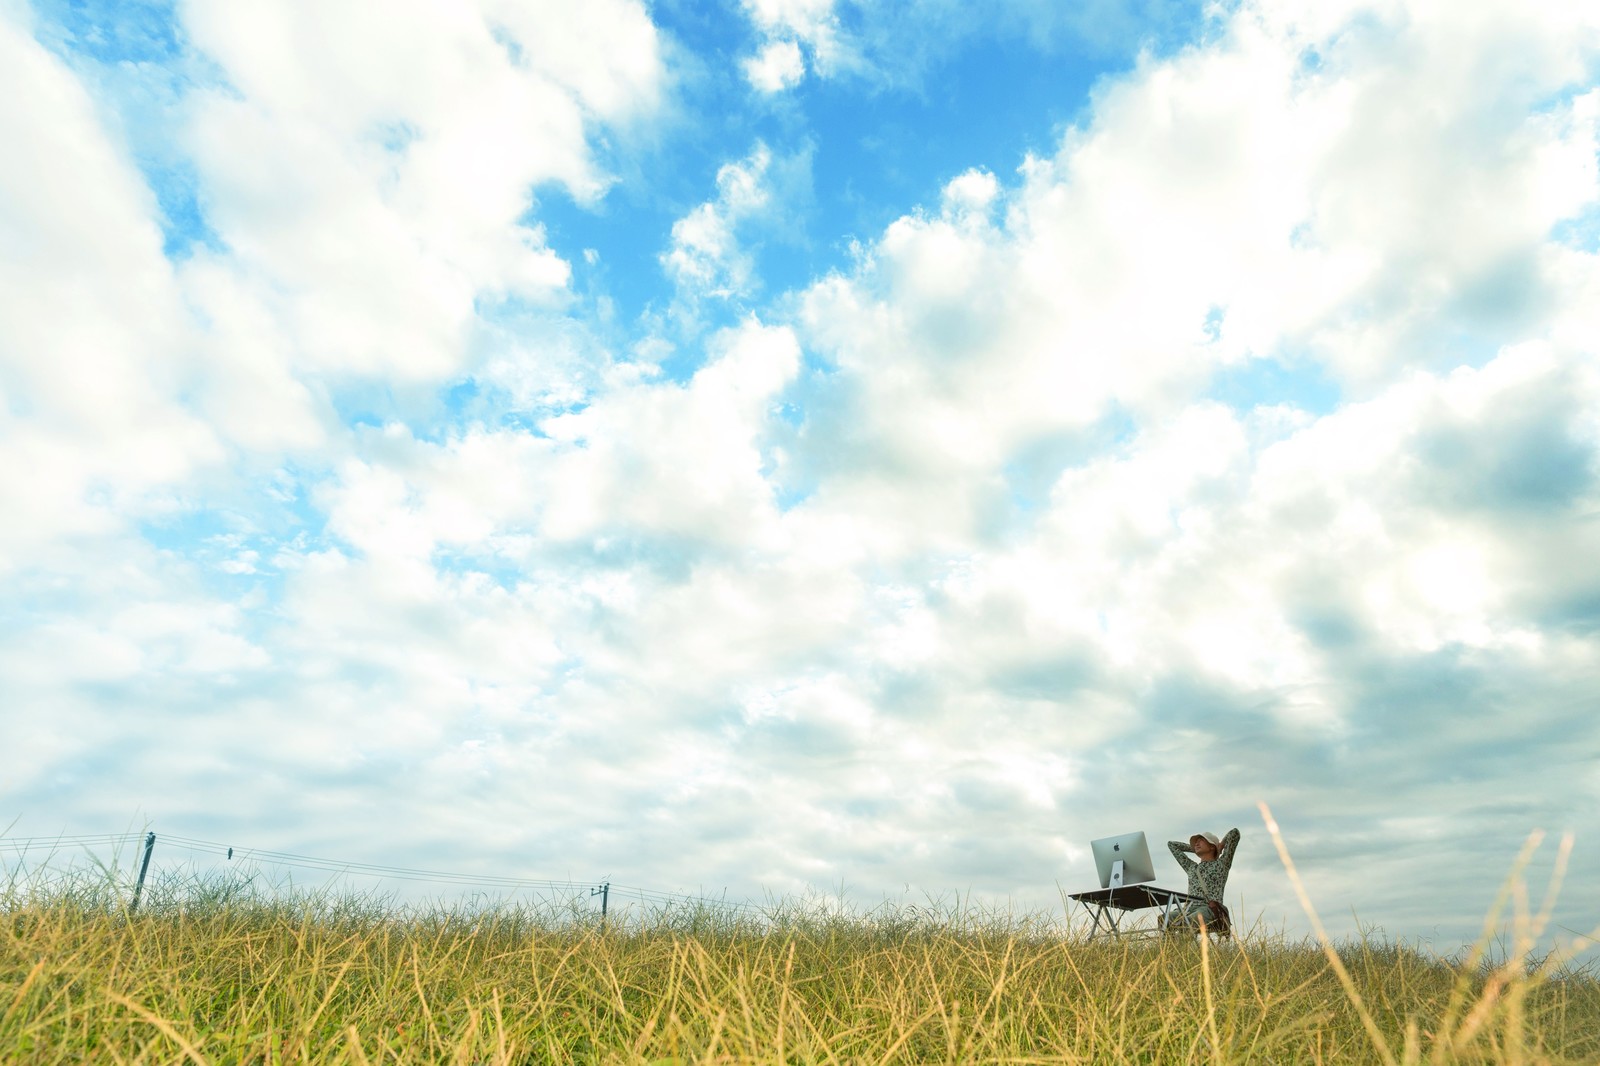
[4,852,1597,1066]
[4,820,1594,1065]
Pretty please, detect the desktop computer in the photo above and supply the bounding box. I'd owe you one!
[1090,831,1157,889]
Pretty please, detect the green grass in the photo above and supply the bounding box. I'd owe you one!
[3,862,1597,1064]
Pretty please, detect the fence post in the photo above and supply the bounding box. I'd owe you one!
[130,832,156,913]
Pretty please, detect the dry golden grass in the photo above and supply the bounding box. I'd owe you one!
[3,821,1594,1064]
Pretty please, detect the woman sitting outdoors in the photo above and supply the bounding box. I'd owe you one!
[1163,827,1240,936]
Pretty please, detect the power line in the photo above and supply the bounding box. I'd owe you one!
[159,834,593,891]
[609,883,762,912]
[4,830,762,913]
[1,833,145,853]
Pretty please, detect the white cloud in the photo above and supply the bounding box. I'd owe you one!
[538,319,801,546]
[940,168,1000,219]
[178,0,665,382]
[0,0,668,563]
[739,0,842,84]
[791,0,1600,540]
[662,142,811,301]
[0,12,222,562]
[743,39,806,93]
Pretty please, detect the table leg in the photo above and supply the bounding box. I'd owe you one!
[1157,894,1175,931]
[1080,901,1114,941]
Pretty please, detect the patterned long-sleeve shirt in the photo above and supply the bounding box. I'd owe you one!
[1168,827,1241,901]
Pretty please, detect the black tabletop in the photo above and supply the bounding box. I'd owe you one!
[1066,884,1201,911]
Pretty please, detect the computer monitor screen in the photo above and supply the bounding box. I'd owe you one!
[1091,831,1156,888]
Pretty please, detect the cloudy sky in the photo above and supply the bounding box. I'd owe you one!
[3,0,1598,948]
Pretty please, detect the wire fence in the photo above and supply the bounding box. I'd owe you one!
[1,830,769,920]
[1,831,1089,942]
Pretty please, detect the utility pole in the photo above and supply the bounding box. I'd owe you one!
[591,881,610,923]
[130,832,156,914]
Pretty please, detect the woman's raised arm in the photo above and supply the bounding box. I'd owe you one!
[1216,827,1242,871]
[1168,839,1196,871]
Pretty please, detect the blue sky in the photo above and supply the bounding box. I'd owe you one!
[3,0,1600,951]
